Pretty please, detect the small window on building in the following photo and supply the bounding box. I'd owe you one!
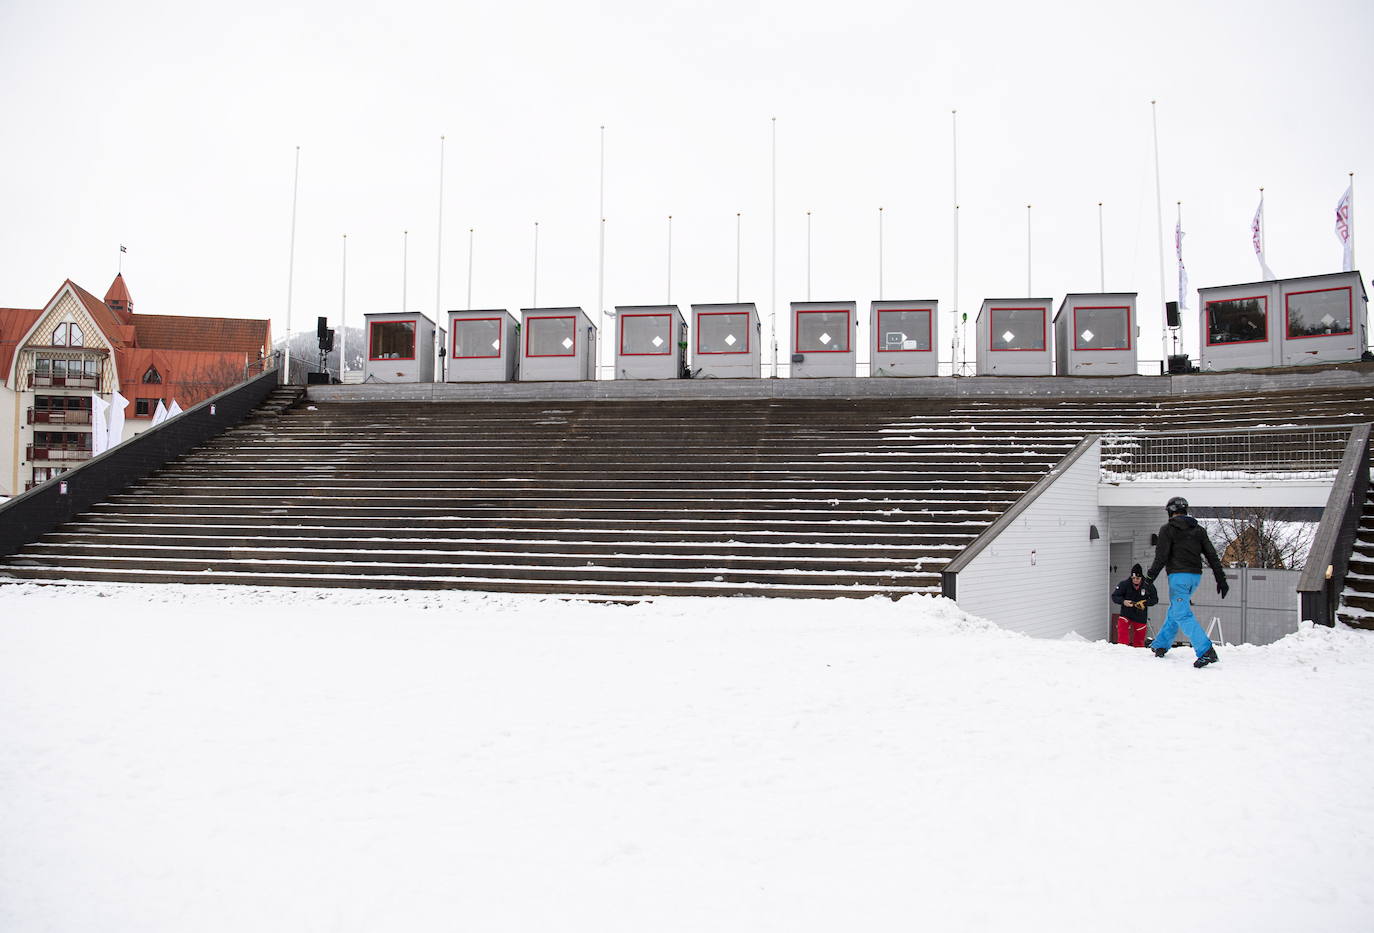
[53,360,67,378]
[620,314,672,356]
[989,307,1046,351]
[453,319,502,358]
[84,359,98,379]
[1287,288,1353,339]
[697,313,750,354]
[35,358,51,375]
[1207,297,1267,345]
[1073,306,1131,351]
[135,398,155,417]
[143,366,162,384]
[525,316,576,357]
[52,325,67,346]
[877,309,932,352]
[369,321,416,360]
[69,325,83,347]
[796,310,851,353]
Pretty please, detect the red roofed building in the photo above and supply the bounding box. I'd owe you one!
[0,274,271,495]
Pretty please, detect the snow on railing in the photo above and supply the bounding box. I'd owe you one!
[1100,426,1351,482]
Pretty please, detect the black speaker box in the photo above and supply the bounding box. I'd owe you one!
[1165,301,1180,328]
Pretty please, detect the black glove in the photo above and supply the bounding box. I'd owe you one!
[1218,579,1229,599]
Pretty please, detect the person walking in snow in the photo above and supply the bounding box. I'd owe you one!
[1111,563,1157,648]
[1145,496,1228,668]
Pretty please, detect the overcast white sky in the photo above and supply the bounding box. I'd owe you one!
[2,0,1370,366]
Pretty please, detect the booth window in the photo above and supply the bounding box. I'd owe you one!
[1286,287,1353,339]
[697,312,750,354]
[453,318,502,358]
[369,320,416,360]
[877,309,932,352]
[989,307,1045,350]
[621,314,672,355]
[526,316,576,357]
[796,310,850,353]
[143,366,162,384]
[1073,306,1130,351]
[1206,297,1267,345]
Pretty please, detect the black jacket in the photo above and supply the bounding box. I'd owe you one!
[1111,577,1159,624]
[1148,515,1225,584]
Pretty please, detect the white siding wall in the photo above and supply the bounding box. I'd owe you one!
[1,384,16,496]
[955,439,1109,639]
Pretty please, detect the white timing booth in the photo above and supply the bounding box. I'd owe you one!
[1199,271,1368,371]
[976,299,1053,375]
[614,305,686,379]
[1053,293,1138,376]
[446,310,518,382]
[870,300,938,377]
[790,301,858,378]
[519,307,598,381]
[363,311,438,383]
[690,303,761,378]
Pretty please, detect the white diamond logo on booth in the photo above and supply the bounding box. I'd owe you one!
[1002,330,1016,343]
[562,337,573,349]
[490,339,500,350]
[1322,314,1337,327]
[819,333,831,345]
[1081,329,1095,343]
[724,334,736,346]
[652,336,664,347]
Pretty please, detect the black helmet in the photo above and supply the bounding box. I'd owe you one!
[1166,496,1189,515]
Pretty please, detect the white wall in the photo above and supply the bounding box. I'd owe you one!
[955,439,1109,638]
[1,384,16,496]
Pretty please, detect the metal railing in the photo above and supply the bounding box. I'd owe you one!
[25,445,93,462]
[27,408,93,425]
[28,374,99,389]
[1101,426,1351,481]
[1298,423,1372,627]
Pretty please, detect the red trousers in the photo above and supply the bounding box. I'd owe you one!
[1117,616,1148,647]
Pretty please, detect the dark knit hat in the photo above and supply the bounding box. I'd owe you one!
[1130,563,1144,577]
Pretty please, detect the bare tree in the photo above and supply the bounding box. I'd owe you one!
[1205,507,1317,570]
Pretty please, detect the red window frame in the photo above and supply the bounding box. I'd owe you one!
[875,308,934,353]
[1285,286,1354,340]
[1205,295,1269,347]
[695,312,751,355]
[988,306,1047,352]
[451,317,503,359]
[1071,305,1132,352]
[368,319,418,361]
[524,314,577,358]
[619,313,673,356]
[794,308,851,354]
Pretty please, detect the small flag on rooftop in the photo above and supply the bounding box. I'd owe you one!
[1335,183,1354,273]
[1252,192,1275,281]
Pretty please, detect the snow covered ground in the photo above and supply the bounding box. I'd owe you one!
[2,582,1373,932]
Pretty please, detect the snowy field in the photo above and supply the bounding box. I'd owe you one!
[2,583,1373,932]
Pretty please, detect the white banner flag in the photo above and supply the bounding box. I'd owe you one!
[1252,195,1276,281]
[1175,218,1189,310]
[151,399,169,426]
[90,392,110,455]
[108,391,127,447]
[167,399,183,419]
[1335,184,1354,273]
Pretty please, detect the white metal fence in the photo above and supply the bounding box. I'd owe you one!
[1102,427,1351,482]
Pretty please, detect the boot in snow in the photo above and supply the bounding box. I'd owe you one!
[1193,647,1219,669]
[1152,645,1168,658]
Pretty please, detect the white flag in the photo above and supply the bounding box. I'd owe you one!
[151,399,169,426]
[1252,195,1276,280]
[108,391,127,446]
[1175,218,1189,311]
[167,399,183,419]
[90,392,110,456]
[1335,184,1354,273]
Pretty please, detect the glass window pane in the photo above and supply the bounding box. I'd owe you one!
[877,309,931,351]
[526,316,575,356]
[370,321,416,359]
[989,308,1046,350]
[796,310,850,353]
[36,358,50,375]
[621,314,671,355]
[1074,307,1129,350]
[1207,297,1267,344]
[697,313,749,353]
[1287,288,1352,338]
[52,326,66,346]
[69,326,83,347]
[53,360,67,377]
[454,319,502,358]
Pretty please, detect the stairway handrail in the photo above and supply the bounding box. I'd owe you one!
[942,434,1101,589]
[1297,422,1372,626]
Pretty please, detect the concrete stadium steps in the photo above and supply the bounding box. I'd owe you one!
[1337,490,1374,629]
[5,387,1374,599]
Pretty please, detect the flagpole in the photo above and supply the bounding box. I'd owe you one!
[666,215,673,304]
[284,145,300,384]
[402,230,408,312]
[598,125,605,376]
[340,234,348,379]
[1098,202,1105,292]
[1151,100,1168,366]
[1349,172,1356,270]
[466,228,474,310]
[735,212,742,303]
[1174,201,1183,357]
[952,109,960,373]
[532,221,539,308]
[770,116,777,377]
[1026,204,1033,296]
[878,206,884,301]
[806,210,812,302]
[435,135,445,325]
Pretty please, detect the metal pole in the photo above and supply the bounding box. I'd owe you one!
[735,212,742,303]
[284,145,300,384]
[1026,204,1032,296]
[667,215,673,304]
[1098,202,1105,292]
[952,110,960,373]
[598,125,605,375]
[532,221,539,308]
[436,135,445,326]
[770,116,777,377]
[339,234,347,379]
[806,210,812,302]
[1152,100,1168,365]
[402,230,408,312]
[467,228,474,310]
[878,206,884,301]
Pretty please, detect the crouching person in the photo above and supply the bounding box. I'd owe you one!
[1111,563,1157,647]
[1146,496,1228,669]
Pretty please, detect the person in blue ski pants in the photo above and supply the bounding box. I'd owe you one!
[1146,496,1228,669]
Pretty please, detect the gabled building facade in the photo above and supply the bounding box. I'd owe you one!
[0,274,270,496]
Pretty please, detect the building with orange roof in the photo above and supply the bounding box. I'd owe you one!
[0,274,270,496]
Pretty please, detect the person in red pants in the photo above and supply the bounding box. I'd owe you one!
[1111,563,1158,647]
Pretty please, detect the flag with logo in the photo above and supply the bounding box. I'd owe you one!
[90,392,110,455]
[108,391,127,446]
[1335,184,1353,272]
[1252,194,1276,280]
